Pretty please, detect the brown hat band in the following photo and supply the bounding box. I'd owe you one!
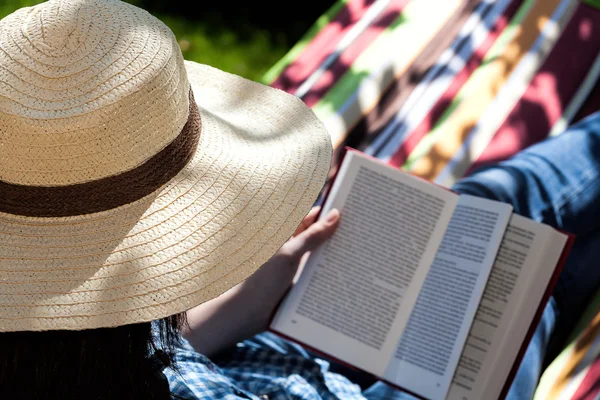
[0,90,201,218]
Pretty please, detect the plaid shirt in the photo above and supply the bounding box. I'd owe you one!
[158,332,411,400]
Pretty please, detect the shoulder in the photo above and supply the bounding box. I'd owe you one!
[164,337,254,399]
[150,325,248,399]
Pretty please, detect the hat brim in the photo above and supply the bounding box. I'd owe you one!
[0,61,332,332]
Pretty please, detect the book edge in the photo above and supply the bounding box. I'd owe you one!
[496,231,576,400]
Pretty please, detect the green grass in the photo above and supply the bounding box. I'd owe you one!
[0,0,293,81]
[151,13,290,81]
[584,0,600,9]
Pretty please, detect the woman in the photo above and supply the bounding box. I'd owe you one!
[1,1,599,399]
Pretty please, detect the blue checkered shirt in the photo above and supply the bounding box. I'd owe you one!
[157,332,412,400]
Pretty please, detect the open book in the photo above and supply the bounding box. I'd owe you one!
[270,148,573,400]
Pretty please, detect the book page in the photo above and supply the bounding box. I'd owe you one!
[383,195,512,400]
[446,215,567,400]
[270,150,459,376]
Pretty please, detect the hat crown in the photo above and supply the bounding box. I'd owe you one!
[0,0,191,186]
[29,0,87,50]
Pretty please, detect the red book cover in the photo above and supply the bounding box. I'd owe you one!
[269,146,575,400]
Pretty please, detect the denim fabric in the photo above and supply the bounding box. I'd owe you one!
[453,112,600,369]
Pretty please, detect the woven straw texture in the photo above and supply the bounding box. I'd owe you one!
[0,0,332,332]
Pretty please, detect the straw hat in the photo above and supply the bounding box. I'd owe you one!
[0,0,331,332]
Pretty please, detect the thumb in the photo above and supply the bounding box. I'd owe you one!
[282,208,340,260]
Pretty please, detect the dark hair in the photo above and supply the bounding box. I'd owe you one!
[0,313,187,400]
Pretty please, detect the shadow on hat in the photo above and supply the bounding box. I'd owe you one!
[0,0,332,332]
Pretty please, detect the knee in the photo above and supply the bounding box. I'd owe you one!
[452,165,528,204]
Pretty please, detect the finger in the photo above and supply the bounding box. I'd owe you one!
[283,208,340,259]
[292,206,321,237]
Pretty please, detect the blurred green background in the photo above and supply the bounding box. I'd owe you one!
[0,0,335,82]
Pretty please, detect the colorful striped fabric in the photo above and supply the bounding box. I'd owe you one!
[534,288,600,399]
[264,1,600,398]
[263,0,600,188]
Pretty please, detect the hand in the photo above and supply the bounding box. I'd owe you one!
[183,207,341,357]
[236,207,341,327]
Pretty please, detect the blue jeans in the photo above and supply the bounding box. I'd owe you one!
[251,112,600,399]
[363,112,600,399]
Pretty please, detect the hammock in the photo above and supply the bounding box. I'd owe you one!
[263,0,600,188]
[264,1,600,398]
